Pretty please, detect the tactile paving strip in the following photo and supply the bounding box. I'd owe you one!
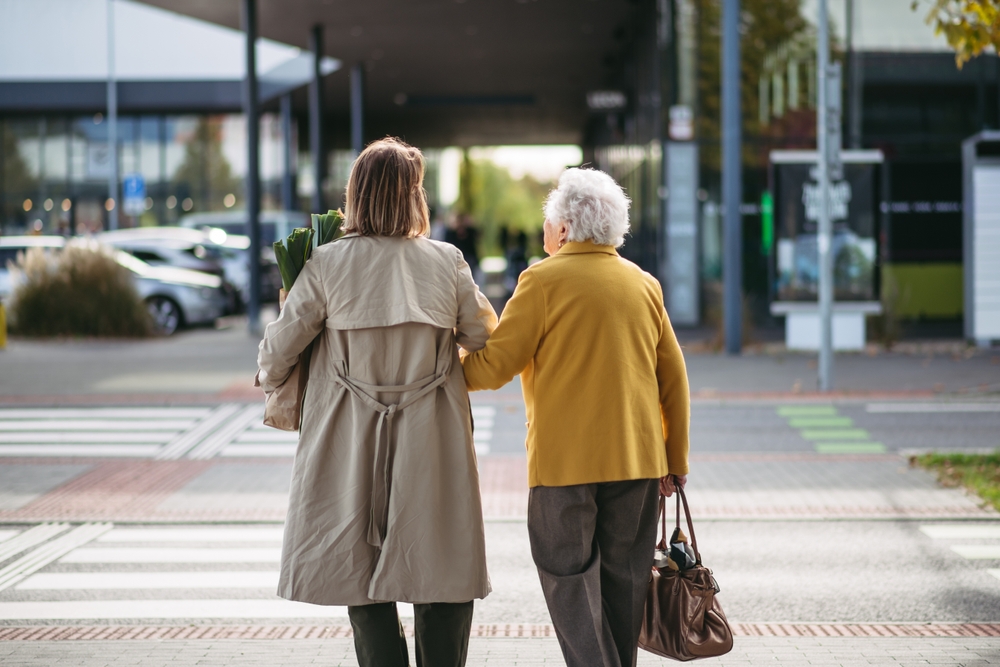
[1,623,998,641]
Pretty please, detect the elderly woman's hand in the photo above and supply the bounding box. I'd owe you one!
[659,474,687,498]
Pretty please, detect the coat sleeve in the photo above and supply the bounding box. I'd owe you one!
[454,251,497,352]
[656,295,691,476]
[257,255,328,393]
[461,269,545,391]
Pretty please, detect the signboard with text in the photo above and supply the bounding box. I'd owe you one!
[770,151,883,302]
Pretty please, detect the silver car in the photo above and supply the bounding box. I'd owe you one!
[0,236,227,336]
[99,226,282,308]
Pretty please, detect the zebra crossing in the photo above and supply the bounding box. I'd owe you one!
[0,405,496,459]
[920,523,1000,581]
[777,405,886,454]
[0,523,384,621]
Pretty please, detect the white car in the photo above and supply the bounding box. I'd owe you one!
[0,236,227,335]
[179,210,312,248]
[99,226,281,307]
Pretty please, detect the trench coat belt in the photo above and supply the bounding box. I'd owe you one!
[334,370,449,549]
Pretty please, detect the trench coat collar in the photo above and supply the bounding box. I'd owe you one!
[558,240,619,256]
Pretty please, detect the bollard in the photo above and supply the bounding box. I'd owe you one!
[0,302,6,350]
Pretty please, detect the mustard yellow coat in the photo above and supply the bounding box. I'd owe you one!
[461,241,690,488]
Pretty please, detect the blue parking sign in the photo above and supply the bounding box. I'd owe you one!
[123,174,146,216]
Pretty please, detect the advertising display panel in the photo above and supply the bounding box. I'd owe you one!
[771,151,883,303]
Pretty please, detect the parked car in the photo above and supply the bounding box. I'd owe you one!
[0,235,227,335]
[96,227,282,310]
[0,235,66,301]
[115,251,228,335]
[179,210,312,248]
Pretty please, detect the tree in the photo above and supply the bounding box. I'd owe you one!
[456,155,550,256]
[913,0,1000,68]
[1,123,36,227]
[695,0,812,170]
[172,117,240,212]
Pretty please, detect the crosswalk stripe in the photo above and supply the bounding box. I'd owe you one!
[60,547,282,563]
[0,599,352,620]
[16,571,279,590]
[989,569,1000,581]
[0,408,212,419]
[0,530,19,543]
[0,420,195,432]
[868,403,1000,413]
[921,525,1000,539]
[0,432,174,443]
[0,403,503,460]
[814,443,886,454]
[0,524,69,563]
[187,406,264,460]
[221,444,296,457]
[787,417,853,428]
[800,429,871,441]
[777,406,837,417]
[0,523,112,591]
[156,404,243,460]
[234,430,299,443]
[0,444,162,457]
[951,545,1000,560]
[97,528,284,543]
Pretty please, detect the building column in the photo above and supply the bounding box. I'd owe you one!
[721,0,742,354]
[309,24,325,214]
[243,0,261,334]
[280,93,296,211]
[351,62,365,156]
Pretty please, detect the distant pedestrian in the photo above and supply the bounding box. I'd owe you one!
[257,137,497,667]
[461,168,691,667]
[444,213,480,278]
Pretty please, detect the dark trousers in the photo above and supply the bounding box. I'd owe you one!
[348,600,474,667]
[528,478,660,667]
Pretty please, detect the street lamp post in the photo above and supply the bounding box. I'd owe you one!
[816,0,841,391]
[106,0,119,231]
[243,0,261,335]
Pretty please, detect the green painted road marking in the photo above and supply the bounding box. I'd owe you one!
[801,429,871,440]
[814,442,887,454]
[788,417,854,428]
[777,406,838,417]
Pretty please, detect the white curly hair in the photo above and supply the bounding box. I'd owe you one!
[543,168,631,248]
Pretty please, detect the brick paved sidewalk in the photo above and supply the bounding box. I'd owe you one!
[2,636,999,666]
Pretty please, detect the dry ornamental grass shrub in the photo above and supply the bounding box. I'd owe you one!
[8,242,151,338]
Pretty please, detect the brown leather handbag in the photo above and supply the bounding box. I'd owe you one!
[638,487,734,661]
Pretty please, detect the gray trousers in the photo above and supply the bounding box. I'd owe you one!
[528,479,660,667]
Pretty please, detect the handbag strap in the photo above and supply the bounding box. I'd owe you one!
[675,484,701,563]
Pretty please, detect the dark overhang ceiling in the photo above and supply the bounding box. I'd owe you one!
[137,0,640,147]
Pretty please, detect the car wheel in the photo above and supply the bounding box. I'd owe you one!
[146,296,182,335]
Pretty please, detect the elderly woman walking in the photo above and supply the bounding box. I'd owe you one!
[257,138,497,667]
[462,168,691,667]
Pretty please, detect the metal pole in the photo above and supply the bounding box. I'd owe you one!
[721,0,742,354]
[280,93,296,211]
[817,0,834,390]
[308,25,325,214]
[350,63,365,157]
[106,0,119,231]
[242,0,261,335]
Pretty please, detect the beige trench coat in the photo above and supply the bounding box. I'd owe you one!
[257,234,497,606]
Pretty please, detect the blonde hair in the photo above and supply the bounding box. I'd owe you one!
[342,137,430,238]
